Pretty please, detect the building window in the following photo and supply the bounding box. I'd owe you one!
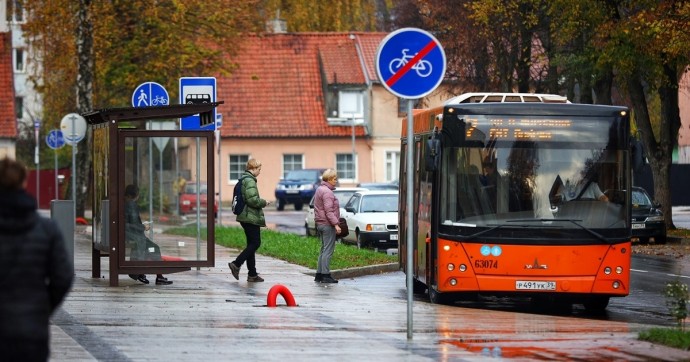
[13,48,25,73]
[228,154,249,181]
[327,87,365,119]
[336,153,356,181]
[15,96,23,119]
[282,154,303,178]
[385,151,400,182]
[6,0,24,23]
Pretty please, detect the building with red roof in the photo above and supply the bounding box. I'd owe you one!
[0,31,17,159]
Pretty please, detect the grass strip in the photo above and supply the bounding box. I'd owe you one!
[166,225,397,270]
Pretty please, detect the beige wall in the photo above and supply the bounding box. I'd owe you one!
[368,85,454,183]
[215,137,372,203]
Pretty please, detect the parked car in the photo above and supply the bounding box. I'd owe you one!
[179,181,218,217]
[356,182,398,190]
[304,187,367,236]
[341,190,399,249]
[275,168,326,211]
[631,186,666,244]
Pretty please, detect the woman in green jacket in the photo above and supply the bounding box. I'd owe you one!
[228,159,271,282]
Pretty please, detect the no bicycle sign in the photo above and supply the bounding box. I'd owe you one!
[375,28,446,99]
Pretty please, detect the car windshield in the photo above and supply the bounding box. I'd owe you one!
[361,194,398,213]
[286,170,318,181]
[185,183,207,194]
[632,189,651,207]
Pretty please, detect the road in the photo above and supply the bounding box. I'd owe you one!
[217,206,690,328]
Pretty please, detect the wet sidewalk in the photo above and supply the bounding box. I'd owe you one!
[49,226,690,361]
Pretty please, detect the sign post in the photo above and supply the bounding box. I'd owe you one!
[60,113,87,223]
[376,28,446,340]
[34,120,40,206]
[46,129,65,200]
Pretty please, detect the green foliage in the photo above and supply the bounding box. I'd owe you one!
[665,280,689,330]
[639,328,690,350]
[166,225,397,270]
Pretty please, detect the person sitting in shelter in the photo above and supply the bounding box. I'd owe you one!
[124,184,173,285]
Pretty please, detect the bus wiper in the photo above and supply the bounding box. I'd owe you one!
[508,218,610,243]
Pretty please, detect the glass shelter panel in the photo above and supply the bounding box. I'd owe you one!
[122,134,212,263]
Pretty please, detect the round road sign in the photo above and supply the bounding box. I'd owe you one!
[60,113,87,146]
[375,28,446,99]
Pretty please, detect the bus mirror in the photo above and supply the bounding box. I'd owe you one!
[425,137,441,171]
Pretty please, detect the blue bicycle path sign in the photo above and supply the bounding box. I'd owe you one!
[375,28,446,99]
[46,129,65,149]
[132,81,169,107]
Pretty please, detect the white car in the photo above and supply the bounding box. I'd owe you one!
[304,187,367,236]
[341,190,399,249]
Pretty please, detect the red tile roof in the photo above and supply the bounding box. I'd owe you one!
[0,32,16,138]
[217,32,386,138]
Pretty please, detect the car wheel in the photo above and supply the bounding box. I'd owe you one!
[294,202,303,211]
[356,231,364,249]
[654,234,667,244]
[276,199,285,211]
[637,237,650,244]
[305,223,311,237]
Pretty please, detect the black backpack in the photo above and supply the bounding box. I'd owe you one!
[232,176,249,215]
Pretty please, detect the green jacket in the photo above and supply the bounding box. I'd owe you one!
[236,171,267,227]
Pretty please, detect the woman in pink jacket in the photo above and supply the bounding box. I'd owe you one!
[313,169,341,283]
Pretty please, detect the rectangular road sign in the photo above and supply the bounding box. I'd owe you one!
[179,77,217,131]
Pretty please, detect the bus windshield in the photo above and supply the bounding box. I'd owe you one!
[439,116,629,242]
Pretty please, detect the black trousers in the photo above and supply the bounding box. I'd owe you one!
[234,222,261,277]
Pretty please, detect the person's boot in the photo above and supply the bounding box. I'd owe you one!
[320,274,338,284]
[314,273,323,282]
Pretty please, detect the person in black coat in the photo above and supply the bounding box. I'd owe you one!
[0,158,74,362]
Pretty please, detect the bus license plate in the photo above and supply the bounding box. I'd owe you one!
[390,234,398,240]
[632,223,645,229]
[516,281,556,290]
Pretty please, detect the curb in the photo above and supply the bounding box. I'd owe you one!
[328,263,400,279]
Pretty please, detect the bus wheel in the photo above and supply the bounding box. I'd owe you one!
[583,296,610,313]
[429,286,450,304]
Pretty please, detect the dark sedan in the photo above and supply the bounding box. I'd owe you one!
[631,186,666,244]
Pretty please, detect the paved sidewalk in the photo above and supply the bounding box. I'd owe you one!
[49,226,690,361]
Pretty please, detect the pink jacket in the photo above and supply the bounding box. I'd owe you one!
[313,182,340,226]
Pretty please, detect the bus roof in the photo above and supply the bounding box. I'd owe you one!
[444,92,569,105]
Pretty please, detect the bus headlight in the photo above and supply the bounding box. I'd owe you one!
[604,267,611,275]
[612,281,620,289]
[616,266,623,274]
[450,278,457,286]
[447,263,454,271]
[459,264,467,272]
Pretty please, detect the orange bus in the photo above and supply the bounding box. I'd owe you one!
[399,93,636,311]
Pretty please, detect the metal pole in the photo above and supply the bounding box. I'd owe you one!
[159,140,163,215]
[148,129,154,240]
[351,115,356,177]
[217,130,222,226]
[35,121,40,207]
[71,117,76,221]
[54,149,58,200]
[406,99,414,340]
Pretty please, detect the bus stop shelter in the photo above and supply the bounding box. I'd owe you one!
[83,103,220,286]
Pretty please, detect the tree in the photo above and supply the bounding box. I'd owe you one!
[21,0,264,217]
[260,0,383,31]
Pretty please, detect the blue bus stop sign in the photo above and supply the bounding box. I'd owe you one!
[375,28,446,99]
[132,81,169,107]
